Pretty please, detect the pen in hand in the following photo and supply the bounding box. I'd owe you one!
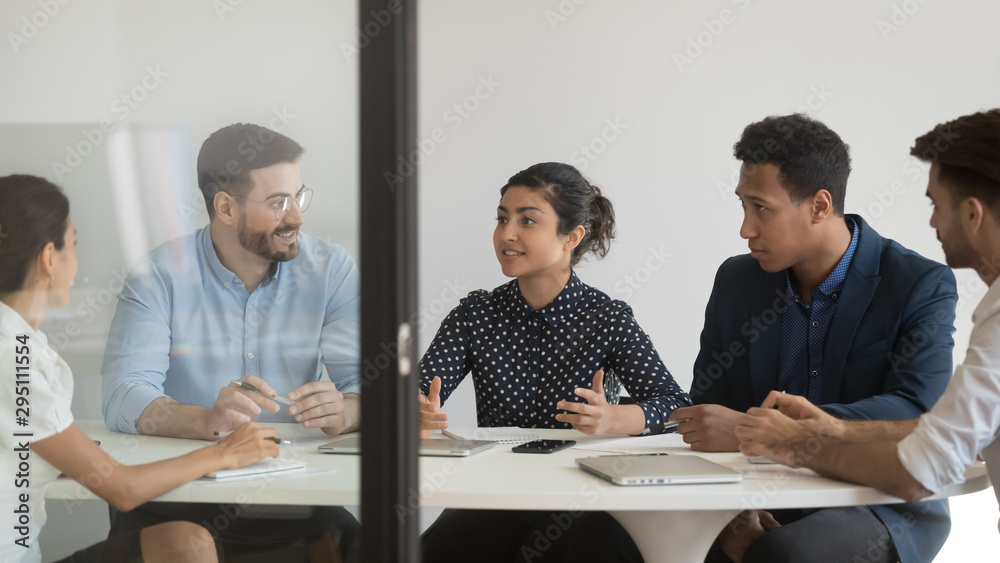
[638,419,688,436]
[230,379,292,405]
[213,431,291,445]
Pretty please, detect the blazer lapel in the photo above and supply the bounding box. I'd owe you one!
[821,215,882,403]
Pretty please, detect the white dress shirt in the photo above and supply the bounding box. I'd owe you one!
[0,302,75,562]
[898,277,1000,532]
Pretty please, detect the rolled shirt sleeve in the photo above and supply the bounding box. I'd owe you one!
[897,283,1000,493]
[101,259,172,434]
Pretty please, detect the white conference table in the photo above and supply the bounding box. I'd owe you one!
[48,421,991,563]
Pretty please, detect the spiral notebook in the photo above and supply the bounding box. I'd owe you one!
[442,427,540,445]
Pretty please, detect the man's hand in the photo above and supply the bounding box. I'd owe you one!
[419,376,448,439]
[734,407,818,467]
[760,391,844,438]
[555,370,622,435]
[720,510,781,563]
[206,376,281,433]
[288,381,358,435]
[670,404,742,452]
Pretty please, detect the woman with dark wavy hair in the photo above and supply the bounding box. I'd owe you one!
[418,162,690,562]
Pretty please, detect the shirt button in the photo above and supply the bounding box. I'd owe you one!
[832,294,839,299]
[811,370,818,376]
[224,282,230,287]
[811,321,819,327]
[248,305,253,311]
[248,352,255,359]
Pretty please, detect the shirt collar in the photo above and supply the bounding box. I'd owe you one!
[0,301,35,338]
[507,271,586,327]
[0,301,54,363]
[973,275,1000,324]
[200,227,281,288]
[785,217,859,300]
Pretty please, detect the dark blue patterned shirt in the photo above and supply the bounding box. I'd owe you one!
[777,218,860,403]
[419,272,691,431]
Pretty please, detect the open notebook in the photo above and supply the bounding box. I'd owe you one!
[442,427,541,445]
[202,458,306,481]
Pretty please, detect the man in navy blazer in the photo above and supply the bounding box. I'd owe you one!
[672,115,957,563]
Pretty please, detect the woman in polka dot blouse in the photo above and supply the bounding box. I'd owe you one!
[419,162,691,563]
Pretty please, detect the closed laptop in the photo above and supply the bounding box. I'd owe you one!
[576,455,743,486]
[319,436,496,457]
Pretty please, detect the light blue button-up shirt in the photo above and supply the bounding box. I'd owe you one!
[101,227,360,433]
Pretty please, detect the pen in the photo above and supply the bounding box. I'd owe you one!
[637,419,687,436]
[230,380,292,405]
[213,431,291,445]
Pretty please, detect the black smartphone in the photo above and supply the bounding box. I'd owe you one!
[511,439,576,454]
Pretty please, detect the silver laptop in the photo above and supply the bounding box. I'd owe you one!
[576,455,743,486]
[318,436,496,457]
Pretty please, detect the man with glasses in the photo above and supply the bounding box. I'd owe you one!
[101,123,360,559]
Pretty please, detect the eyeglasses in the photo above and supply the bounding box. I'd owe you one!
[229,187,313,221]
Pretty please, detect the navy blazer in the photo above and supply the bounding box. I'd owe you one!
[691,215,957,563]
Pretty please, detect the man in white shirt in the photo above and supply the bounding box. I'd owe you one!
[734,108,1000,528]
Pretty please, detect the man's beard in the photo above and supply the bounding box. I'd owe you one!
[939,216,977,270]
[238,214,299,262]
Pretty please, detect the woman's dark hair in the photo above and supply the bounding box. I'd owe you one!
[733,114,851,215]
[0,175,70,293]
[500,162,615,267]
[911,109,1000,216]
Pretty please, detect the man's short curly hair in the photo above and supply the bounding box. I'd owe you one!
[733,114,851,215]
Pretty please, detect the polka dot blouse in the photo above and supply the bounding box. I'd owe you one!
[418,272,691,432]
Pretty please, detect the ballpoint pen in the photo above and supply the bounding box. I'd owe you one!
[637,419,686,436]
[213,431,291,445]
[230,379,292,405]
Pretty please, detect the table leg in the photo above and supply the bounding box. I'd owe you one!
[610,509,734,563]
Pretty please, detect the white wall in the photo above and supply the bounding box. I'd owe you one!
[416,1,1000,560]
[1,1,358,560]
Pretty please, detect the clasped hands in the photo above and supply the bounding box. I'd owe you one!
[675,392,841,563]
[209,375,353,436]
